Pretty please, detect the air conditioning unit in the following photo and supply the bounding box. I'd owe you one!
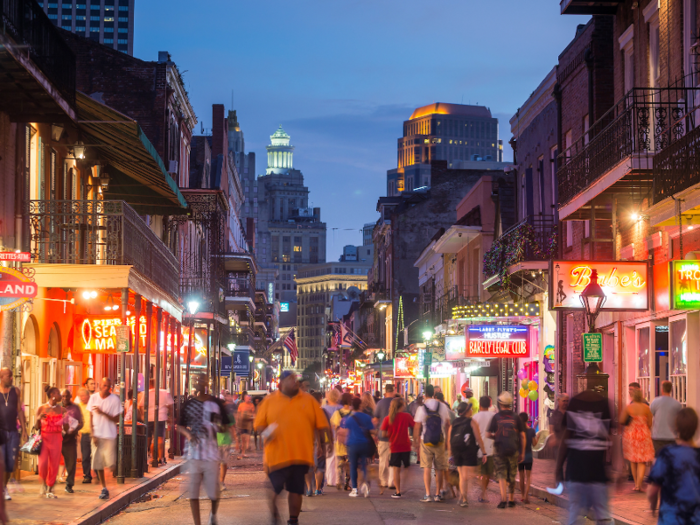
[168,160,179,174]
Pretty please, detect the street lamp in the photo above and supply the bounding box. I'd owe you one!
[422,331,432,341]
[376,350,386,396]
[579,269,607,332]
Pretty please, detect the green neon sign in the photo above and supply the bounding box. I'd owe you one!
[670,260,700,310]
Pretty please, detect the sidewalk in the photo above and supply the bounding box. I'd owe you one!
[5,457,183,525]
[524,458,656,525]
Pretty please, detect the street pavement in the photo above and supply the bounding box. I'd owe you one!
[105,447,570,525]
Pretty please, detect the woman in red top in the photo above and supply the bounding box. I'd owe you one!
[380,397,414,499]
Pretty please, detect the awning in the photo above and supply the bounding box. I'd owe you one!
[76,92,187,215]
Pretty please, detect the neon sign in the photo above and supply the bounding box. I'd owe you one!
[394,355,418,378]
[0,267,37,312]
[466,325,529,358]
[445,335,466,361]
[670,260,700,309]
[75,315,149,353]
[550,260,649,311]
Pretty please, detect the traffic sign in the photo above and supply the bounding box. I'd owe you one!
[116,325,130,353]
[582,332,603,362]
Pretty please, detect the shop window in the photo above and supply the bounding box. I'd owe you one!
[637,326,651,402]
[669,318,687,405]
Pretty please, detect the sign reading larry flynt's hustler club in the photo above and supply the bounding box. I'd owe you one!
[465,325,529,358]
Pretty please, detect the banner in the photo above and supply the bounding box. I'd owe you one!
[466,325,529,358]
[233,349,251,376]
[549,260,648,311]
[445,335,466,360]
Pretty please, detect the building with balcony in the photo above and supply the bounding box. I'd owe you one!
[1,0,190,472]
[555,0,700,415]
[386,103,506,196]
[40,0,135,55]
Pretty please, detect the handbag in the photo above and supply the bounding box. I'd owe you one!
[20,430,42,455]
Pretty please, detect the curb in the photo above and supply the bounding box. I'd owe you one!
[529,483,647,525]
[66,462,183,525]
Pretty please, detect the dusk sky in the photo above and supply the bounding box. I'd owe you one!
[135,1,590,260]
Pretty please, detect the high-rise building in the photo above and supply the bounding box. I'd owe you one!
[362,222,375,246]
[387,103,508,196]
[236,124,327,329]
[39,0,135,55]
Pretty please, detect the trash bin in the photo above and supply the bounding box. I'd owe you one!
[119,423,148,478]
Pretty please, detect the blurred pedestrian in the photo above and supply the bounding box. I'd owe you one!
[517,412,537,504]
[647,407,700,524]
[236,393,254,459]
[138,377,174,464]
[621,388,654,492]
[217,393,236,491]
[87,378,121,500]
[330,393,353,490]
[472,396,495,502]
[373,384,397,493]
[487,392,525,509]
[0,367,27,501]
[463,388,479,415]
[650,380,682,457]
[407,395,423,418]
[75,387,94,484]
[555,386,611,525]
[451,395,462,412]
[178,374,229,525]
[61,389,83,494]
[341,397,375,497]
[360,392,375,417]
[380,397,414,499]
[448,401,487,508]
[254,371,330,525]
[35,387,67,498]
[322,389,341,488]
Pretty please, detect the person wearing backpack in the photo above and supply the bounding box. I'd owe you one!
[447,402,487,508]
[413,384,452,502]
[487,392,526,509]
[339,397,375,498]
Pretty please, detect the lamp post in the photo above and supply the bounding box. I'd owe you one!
[579,268,607,376]
[185,300,199,396]
[376,350,385,395]
[249,354,254,390]
[422,331,432,389]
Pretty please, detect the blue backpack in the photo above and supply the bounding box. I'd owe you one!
[423,406,443,446]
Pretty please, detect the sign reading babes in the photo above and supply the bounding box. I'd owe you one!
[466,325,529,358]
[549,260,648,311]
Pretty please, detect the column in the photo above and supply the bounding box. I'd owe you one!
[117,287,128,484]
[131,295,141,478]
[175,321,182,456]
[142,301,152,472]
[152,306,162,467]
[169,317,176,460]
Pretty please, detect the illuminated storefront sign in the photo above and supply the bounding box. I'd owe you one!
[670,260,700,309]
[0,267,37,311]
[280,302,289,312]
[394,355,418,378]
[466,325,529,358]
[445,335,466,360]
[549,260,648,311]
[74,315,150,353]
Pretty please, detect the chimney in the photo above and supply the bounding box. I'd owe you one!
[157,51,170,63]
[212,104,225,158]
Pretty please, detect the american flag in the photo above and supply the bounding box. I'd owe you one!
[333,327,342,348]
[284,329,298,366]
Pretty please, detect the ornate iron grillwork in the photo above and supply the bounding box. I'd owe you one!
[653,123,700,203]
[558,85,700,205]
[28,200,179,298]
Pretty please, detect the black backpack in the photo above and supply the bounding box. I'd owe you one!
[450,417,478,455]
[494,412,519,456]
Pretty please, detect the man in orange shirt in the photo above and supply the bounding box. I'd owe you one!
[236,394,255,459]
[255,371,330,525]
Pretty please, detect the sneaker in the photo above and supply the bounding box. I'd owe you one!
[349,488,359,497]
[391,492,402,499]
[460,501,469,508]
[508,501,516,508]
[82,478,92,484]
[439,490,447,500]
[98,488,109,500]
[46,491,56,499]
[420,494,432,502]
[65,486,74,494]
[305,490,313,497]
[207,512,218,525]
[314,489,323,496]
[434,495,440,502]
[361,482,369,498]
[220,483,227,492]
[497,501,507,509]
[4,488,10,501]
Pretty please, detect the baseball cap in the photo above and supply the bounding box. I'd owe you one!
[280,370,297,381]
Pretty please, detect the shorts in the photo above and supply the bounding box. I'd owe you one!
[218,445,231,463]
[0,430,19,472]
[389,451,411,468]
[268,464,309,495]
[314,453,326,472]
[652,439,675,456]
[481,456,494,477]
[420,442,447,470]
[518,461,533,471]
[147,421,166,440]
[493,453,519,487]
[187,459,220,500]
[91,437,117,471]
[453,450,478,467]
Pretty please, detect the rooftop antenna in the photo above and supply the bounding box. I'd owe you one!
[231,89,234,110]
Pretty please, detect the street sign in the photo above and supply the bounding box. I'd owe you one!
[233,349,251,376]
[582,332,603,362]
[0,252,30,262]
[115,325,130,353]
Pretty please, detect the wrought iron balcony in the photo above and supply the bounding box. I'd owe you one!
[558,86,699,206]
[483,215,556,279]
[0,0,76,107]
[28,200,179,299]
[226,275,255,299]
[653,119,700,204]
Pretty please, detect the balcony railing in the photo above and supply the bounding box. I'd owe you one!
[653,115,700,203]
[1,0,76,106]
[226,276,254,299]
[558,86,700,205]
[483,215,556,279]
[28,200,178,299]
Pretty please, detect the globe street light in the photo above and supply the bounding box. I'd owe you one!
[376,350,386,395]
[579,269,607,332]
